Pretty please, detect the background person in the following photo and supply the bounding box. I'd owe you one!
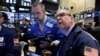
[28,2,61,56]
[0,12,21,56]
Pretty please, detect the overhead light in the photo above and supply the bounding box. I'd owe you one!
[0,6,9,11]
[39,0,43,2]
[13,0,16,4]
[10,0,13,3]
[87,14,92,17]
[24,0,31,2]
[19,8,29,11]
[53,0,57,2]
[24,3,26,6]
[24,9,29,11]
[2,7,6,9]
[6,0,9,3]
[10,6,16,12]
[19,8,24,11]
[10,6,15,10]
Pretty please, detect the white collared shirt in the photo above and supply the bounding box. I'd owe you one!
[60,29,71,37]
[38,15,47,32]
[0,25,1,31]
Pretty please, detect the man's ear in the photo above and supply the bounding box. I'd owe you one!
[70,15,74,20]
[43,10,46,14]
[2,17,5,20]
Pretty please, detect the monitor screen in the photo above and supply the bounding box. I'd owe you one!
[4,12,15,23]
[86,13,92,18]
[19,13,30,20]
[80,15,84,19]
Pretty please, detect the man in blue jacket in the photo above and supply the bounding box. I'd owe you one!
[55,8,100,56]
[29,2,62,55]
[43,8,100,56]
[19,18,31,42]
[20,18,31,34]
[0,12,21,56]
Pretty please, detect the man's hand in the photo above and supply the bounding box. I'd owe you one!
[27,39,35,46]
[50,40,60,46]
[13,38,20,46]
[42,49,52,56]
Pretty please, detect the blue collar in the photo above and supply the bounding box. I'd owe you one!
[59,24,75,36]
[60,29,71,37]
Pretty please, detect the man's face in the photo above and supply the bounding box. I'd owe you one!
[55,9,74,29]
[22,20,27,24]
[31,5,45,22]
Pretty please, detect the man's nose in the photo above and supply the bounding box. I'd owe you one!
[34,14,38,19]
[56,16,61,20]
[34,14,38,18]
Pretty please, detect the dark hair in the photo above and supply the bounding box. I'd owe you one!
[1,12,9,20]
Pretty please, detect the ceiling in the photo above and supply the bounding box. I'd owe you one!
[60,0,100,14]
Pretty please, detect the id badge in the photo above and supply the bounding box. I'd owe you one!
[0,37,4,42]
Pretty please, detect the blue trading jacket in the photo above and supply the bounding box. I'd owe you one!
[29,17,63,55]
[0,25,21,56]
[30,17,59,38]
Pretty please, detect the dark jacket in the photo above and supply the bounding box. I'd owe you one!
[0,25,21,56]
[92,25,100,40]
[57,25,100,56]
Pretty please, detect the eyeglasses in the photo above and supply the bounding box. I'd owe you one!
[55,13,71,18]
